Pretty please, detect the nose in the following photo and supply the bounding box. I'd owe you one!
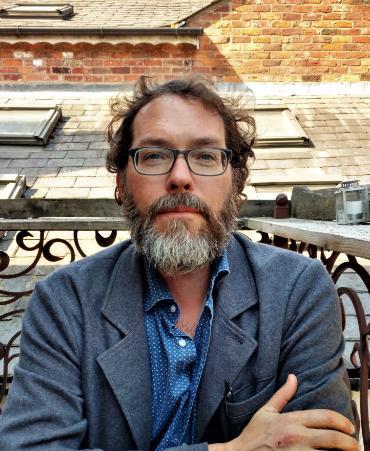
[165,155,194,193]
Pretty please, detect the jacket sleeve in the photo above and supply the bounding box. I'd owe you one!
[0,276,96,450]
[279,259,354,421]
[0,275,209,451]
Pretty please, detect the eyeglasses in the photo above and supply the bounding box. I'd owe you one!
[128,146,232,176]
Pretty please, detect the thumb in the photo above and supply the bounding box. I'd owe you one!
[262,374,298,414]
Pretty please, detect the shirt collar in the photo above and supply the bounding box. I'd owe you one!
[143,250,230,312]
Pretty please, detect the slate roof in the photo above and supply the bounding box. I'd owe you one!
[0,0,218,28]
[0,87,369,200]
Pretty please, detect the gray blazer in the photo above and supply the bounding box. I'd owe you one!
[0,233,352,450]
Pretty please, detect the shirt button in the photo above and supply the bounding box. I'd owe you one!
[178,339,187,347]
[170,305,176,313]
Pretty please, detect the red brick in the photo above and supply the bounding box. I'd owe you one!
[84,75,104,83]
[103,74,123,82]
[83,59,105,67]
[330,66,347,74]
[251,5,271,12]
[342,44,359,50]
[263,59,281,66]
[320,59,338,67]
[0,67,19,73]
[240,13,261,20]
[291,5,313,13]
[2,74,22,81]
[352,36,370,43]
[91,67,111,74]
[52,67,71,74]
[264,43,282,51]
[262,28,282,35]
[190,66,211,73]
[110,49,131,58]
[340,59,361,66]
[302,74,322,81]
[231,20,246,27]
[214,5,230,13]
[121,74,140,82]
[161,59,182,67]
[45,59,64,66]
[32,66,49,73]
[2,58,22,66]
[103,59,123,67]
[142,59,162,66]
[302,59,321,67]
[282,13,301,20]
[111,67,130,74]
[130,67,150,74]
[64,75,84,82]
[346,12,362,20]
[341,28,362,35]
[232,36,252,43]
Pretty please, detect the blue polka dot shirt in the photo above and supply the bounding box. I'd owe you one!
[143,252,229,451]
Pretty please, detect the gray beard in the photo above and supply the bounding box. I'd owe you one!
[121,191,238,276]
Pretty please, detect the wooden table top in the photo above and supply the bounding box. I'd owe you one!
[244,217,370,260]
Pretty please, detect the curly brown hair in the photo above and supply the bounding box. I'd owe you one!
[106,76,255,196]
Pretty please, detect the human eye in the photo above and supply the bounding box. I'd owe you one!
[139,148,170,164]
[191,148,219,165]
[144,153,163,160]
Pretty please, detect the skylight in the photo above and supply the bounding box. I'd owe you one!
[0,106,62,146]
[0,3,74,19]
[253,105,309,147]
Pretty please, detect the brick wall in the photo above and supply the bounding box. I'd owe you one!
[0,42,197,83]
[0,0,369,83]
[188,0,370,83]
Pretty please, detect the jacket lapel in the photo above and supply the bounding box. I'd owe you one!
[97,245,152,450]
[197,235,259,439]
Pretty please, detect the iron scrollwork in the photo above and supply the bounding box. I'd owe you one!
[0,229,119,409]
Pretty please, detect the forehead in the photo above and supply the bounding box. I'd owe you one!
[131,94,226,146]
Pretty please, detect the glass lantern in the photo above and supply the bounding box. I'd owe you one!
[335,180,369,225]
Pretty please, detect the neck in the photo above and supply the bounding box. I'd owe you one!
[161,265,211,337]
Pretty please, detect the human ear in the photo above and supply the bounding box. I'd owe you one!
[115,173,124,205]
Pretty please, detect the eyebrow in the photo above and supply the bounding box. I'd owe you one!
[136,136,225,148]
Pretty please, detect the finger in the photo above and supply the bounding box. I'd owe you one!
[288,409,356,436]
[308,428,360,451]
[262,374,297,413]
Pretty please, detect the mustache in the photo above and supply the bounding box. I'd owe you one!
[147,192,212,222]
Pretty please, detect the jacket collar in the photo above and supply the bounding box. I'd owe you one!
[101,243,145,334]
[98,244,152,450]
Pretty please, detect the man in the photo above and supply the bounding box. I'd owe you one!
[0,77,359,450]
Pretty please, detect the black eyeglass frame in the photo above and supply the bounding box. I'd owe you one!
[128,146,233,176]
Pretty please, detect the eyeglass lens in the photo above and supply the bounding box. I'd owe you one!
[134,147,228,175]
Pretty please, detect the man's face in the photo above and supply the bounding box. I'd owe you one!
[118,94,233,231]
[116,94,238,274]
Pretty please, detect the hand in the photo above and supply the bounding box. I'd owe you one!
[210,374,360,451]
